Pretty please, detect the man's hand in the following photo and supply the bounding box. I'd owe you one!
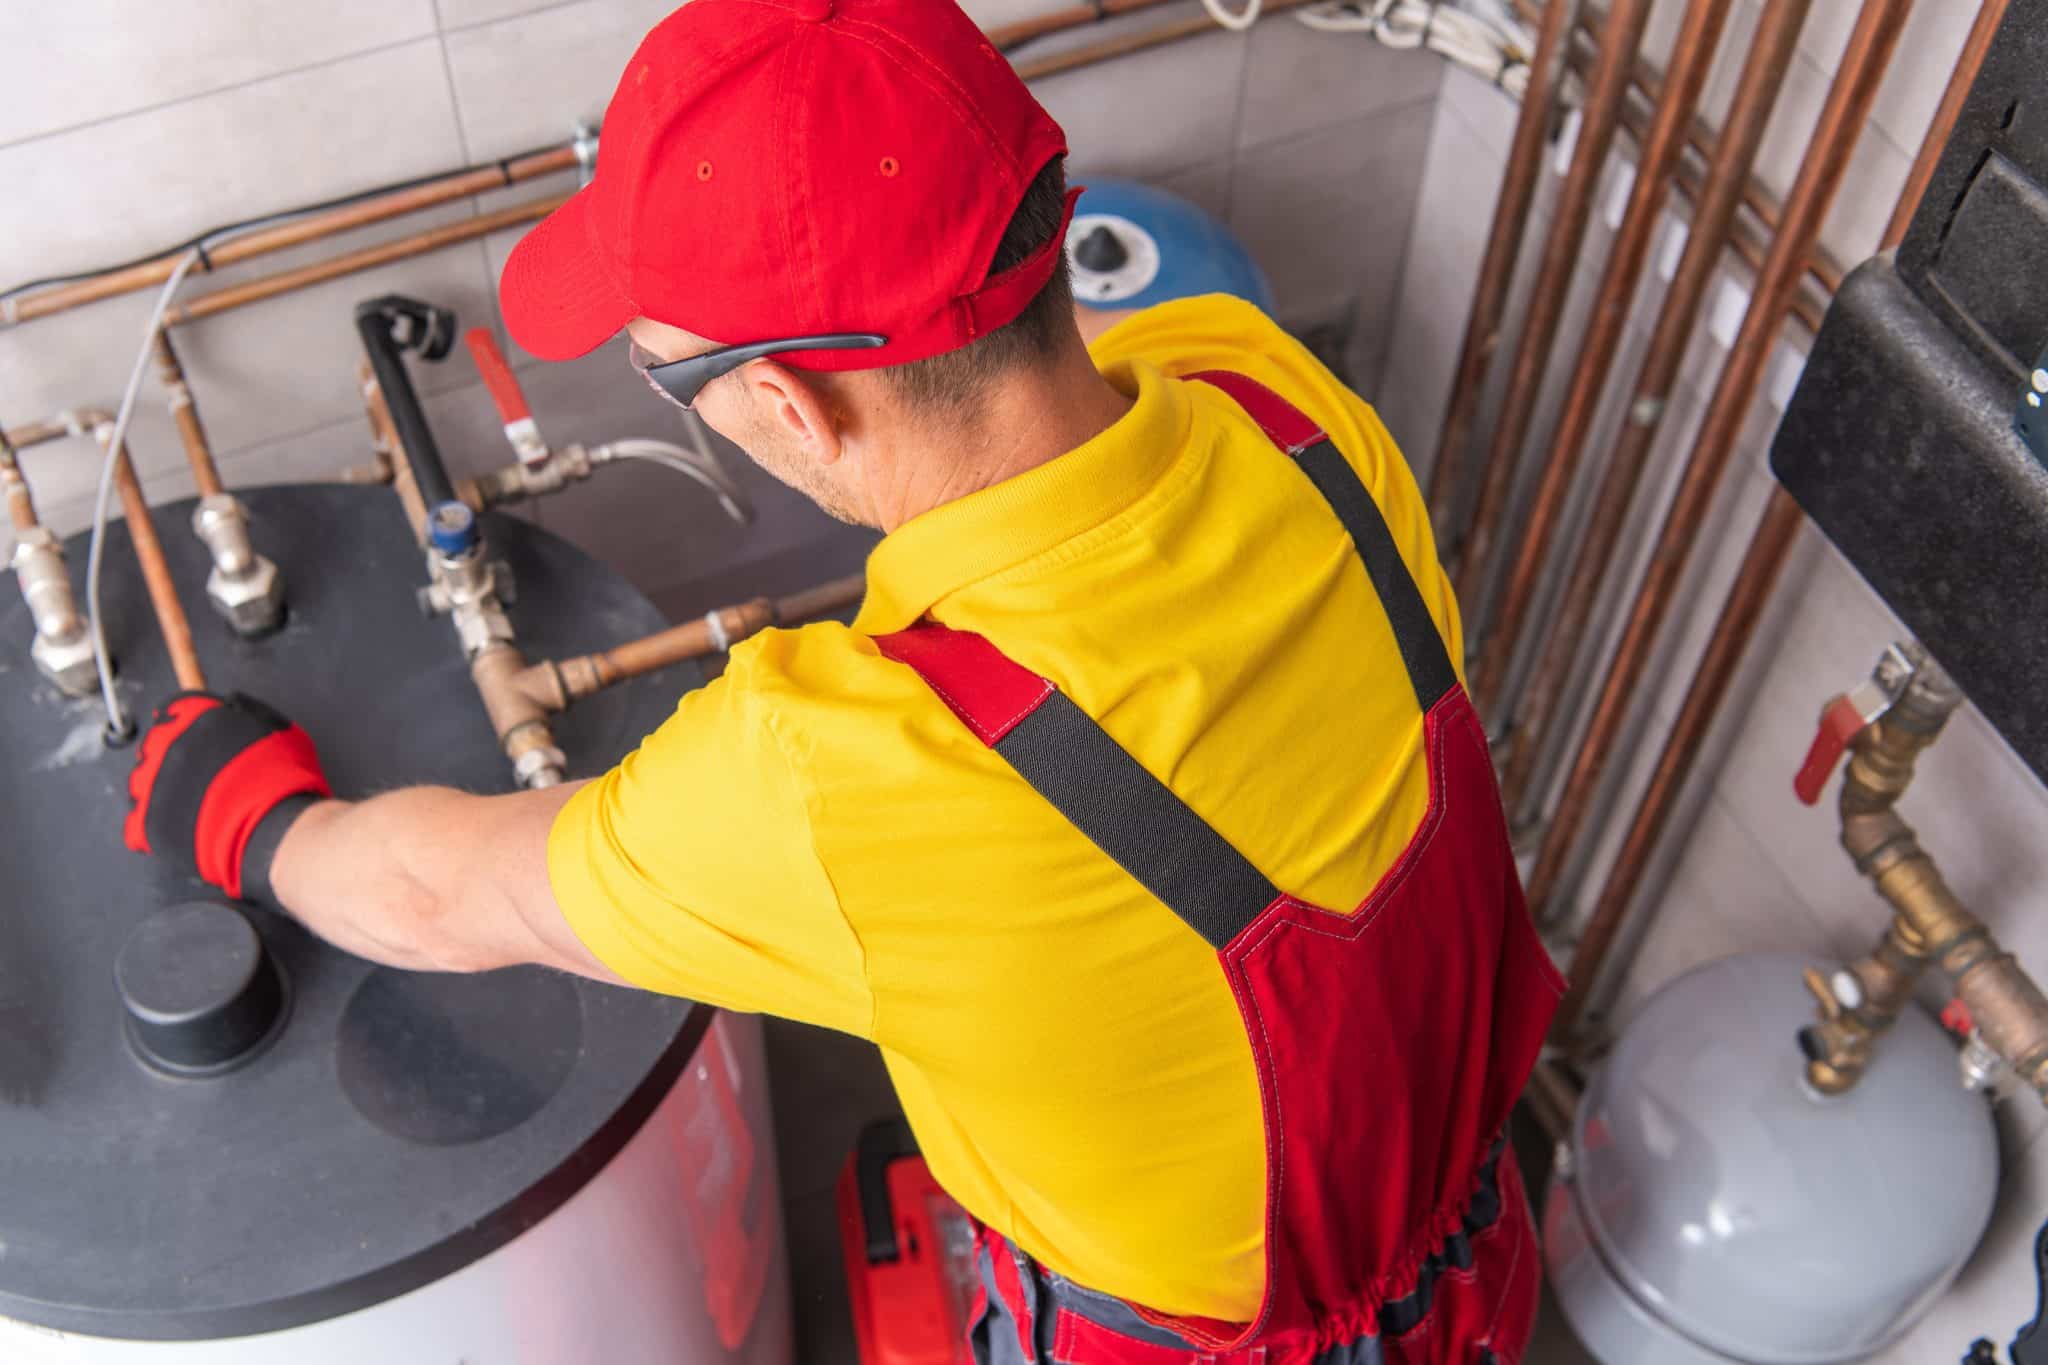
[126,692,330,904]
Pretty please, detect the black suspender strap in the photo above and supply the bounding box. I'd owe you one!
[873,371,1459,951]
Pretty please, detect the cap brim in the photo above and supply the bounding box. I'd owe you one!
[498,185,639,362]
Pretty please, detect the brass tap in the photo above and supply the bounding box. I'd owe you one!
[1805,645,2048,1106]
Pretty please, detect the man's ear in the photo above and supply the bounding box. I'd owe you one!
[741,361,843,464]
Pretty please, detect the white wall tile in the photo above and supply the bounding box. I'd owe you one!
[0,38,466,285]
[1602,791,1838,1025]
[437,0,585,30]
[443,0,680,158]
[1237,19,1443,151]
[0,0,438,148]
[1035,30,1249,181]
[1152,159,1235,224]
[1230,99,1434,331]
[1436,64,1519,161]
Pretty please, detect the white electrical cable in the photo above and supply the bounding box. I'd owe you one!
[83,248,204,741]
[1294,0,1534,99]
[1202,0,1264,31]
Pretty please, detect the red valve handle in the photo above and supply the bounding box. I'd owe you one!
[1793,692,1873,806]
[466,328,531,424]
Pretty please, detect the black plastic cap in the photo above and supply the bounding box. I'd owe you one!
[1074,224,1129,274]
[116,902,287,1077]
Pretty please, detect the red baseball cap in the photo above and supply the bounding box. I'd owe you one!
[500,0,1074,369]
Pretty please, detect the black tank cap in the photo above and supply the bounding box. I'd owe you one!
[117,901,287,1077]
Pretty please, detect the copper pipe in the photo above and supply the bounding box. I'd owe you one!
[1540,0,1847,306]
[987,0,1173,48]
[1522,0,1911,922]
[103,437,205,692]
[165,194,568,328]
[1549,486,1803,1034]
[1882,0,2008,250]
[1424,0,1577,530]
[1451,0,1653,604]
[1470,0,1737,707]
[771,573,867,625]
[6,147,578,327]
[1,438,37,533]
[1548,0,2005,1043]
[149,332,225,499]
[1495,0,1813,816]
[358,365,430,541]
[521,573,868,710]
[1012,0,1317,80]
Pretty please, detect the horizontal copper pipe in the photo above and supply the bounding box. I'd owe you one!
[1522,0,1912,921]
[167,194,568,328]
[772,573,867,625]
[1497,0,1812,816]
[987,0,1172,48]
[107,436,205,692]
[522,573,868,710]
[1012,0,1315,80]
[1426,0,1576,530]
[7,146,578,326]
[1470,0,1736,707]
[1451,0,1654,610]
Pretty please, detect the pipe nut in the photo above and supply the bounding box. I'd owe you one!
[512,744,566,789]
[206,553,285,637]
[30,624,100,697]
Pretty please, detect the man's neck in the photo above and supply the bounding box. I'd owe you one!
[874,344,1134,532]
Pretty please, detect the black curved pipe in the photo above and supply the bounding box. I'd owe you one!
[355,295,459,509]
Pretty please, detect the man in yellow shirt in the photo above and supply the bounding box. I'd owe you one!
[124,2,1561,1361]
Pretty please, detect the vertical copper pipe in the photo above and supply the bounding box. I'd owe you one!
[1450,0,1655,610]
[1522,0,1914,922]
[1550,0,2005,1038]
[1424,0,1577,529]
[1496,0,1813,813]
[150,332,226,500]
[1551,488,1803,1033]
[1882,0,2008,250]
[1471,0,1735,707]
[359,365,429,541]
[0,430,36,532]
[107,442,206,692]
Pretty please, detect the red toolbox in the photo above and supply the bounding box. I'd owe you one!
[837,1119,978,1365]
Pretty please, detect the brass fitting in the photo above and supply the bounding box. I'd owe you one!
[1807,646,2048,1106]
[1800,917,1929,1094]
[469,644,565,790]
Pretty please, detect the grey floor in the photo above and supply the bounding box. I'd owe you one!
[762,1016,1596,1365]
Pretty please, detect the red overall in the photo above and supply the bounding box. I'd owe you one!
[874,373,1564,1365]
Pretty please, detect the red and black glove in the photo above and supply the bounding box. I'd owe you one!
[125,692,331,908]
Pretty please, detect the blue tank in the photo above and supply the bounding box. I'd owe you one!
[1067,177,1274,313]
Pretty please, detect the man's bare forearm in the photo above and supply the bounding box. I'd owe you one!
[269,782,621,981]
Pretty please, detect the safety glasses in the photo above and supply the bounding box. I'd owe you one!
[631,333,889,410]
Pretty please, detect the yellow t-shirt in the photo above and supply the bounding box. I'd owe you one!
[548,294,1461,1323]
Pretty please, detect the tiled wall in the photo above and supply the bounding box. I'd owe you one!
[0,0,1441,620]
[1383,4,2048,1361]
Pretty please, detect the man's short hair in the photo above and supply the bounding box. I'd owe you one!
[881,157,1074,412]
